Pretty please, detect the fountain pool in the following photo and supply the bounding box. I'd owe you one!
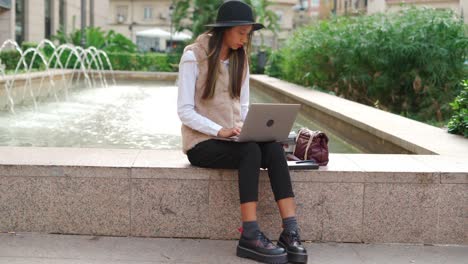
[0,79,361,153]
[0,39,360,152]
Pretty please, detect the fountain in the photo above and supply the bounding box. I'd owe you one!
[0,39,28,113]
[0,39,116,113]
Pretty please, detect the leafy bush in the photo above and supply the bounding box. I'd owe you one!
[105,52,173,72]
[273,7,467,125]
[21,42,38,50]
[167,53,182,72]
[1,49,175,72]
[167,40,189,72]
[447,80,468,137]
[0,42,45,71]
[249,49,272,74]
[49,26,178,71]
[20,42,46,70]
[52,27,137,53]
[264,50,284,78]
[0,50,21,71]
[2,27,180,73]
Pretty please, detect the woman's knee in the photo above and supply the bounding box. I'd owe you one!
[240,142,261,156]
[265,142,284,151]
[262,142,285,157]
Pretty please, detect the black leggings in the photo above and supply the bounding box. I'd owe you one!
[187,139,295,204]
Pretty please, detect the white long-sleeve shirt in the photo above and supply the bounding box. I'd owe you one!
[177,50,250,136]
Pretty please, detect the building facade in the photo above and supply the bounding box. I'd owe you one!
[108,0,297,50]
[368,0,466,23]
[261,0,297,48]
[0,0,14,44]
[0,0,109,46]
[108,0,175,44]
[299,0,466,23]
[334,0,367,15]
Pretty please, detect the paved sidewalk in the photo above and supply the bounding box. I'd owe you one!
[0,233,466,264]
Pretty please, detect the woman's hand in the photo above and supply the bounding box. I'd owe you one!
[217,127,241,138]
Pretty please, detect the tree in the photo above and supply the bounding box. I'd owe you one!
[244,0,280,49]
[173,0,279,47]
[173,0,222,38]
[51,27,137,53]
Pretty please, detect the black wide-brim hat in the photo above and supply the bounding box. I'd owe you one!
[205,1,265,31]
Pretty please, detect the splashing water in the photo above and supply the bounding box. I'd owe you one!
[0,39,116,113]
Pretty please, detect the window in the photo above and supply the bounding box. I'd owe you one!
[116,5,128,23]
[0,0,12,9]
[144,7,153,20]
[45,0,52,39]
[15,0,25,43]
[59,0,66,33]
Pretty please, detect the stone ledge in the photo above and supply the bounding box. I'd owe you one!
[0,70,178,83]
[103,70,178,81]
[0,148,466,245]
[0,146,140,167]
[0,69,75,83]
[2,147,465,184]
[0,72,467,245]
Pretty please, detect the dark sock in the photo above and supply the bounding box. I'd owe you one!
[242,220,260,239]
[282,216,298,232]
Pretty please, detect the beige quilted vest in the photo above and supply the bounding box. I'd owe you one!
[180,33,244,153]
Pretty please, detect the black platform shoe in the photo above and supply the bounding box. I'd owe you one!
[277,229,308,263]
[237,230,288,264]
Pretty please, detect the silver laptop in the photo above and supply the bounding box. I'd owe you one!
[220,103,300,142]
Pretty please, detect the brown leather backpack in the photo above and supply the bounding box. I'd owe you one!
[290,128,329,166]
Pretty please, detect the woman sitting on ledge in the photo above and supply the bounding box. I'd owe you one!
[177,1,308,263]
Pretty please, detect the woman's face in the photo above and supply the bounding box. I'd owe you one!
[223,25,253,50]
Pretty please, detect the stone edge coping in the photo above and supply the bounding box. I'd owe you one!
[108,70,178,76]
[0,70,177,83]
[0,147,466,184]
[250,75,468,157]
[0,69,75,82]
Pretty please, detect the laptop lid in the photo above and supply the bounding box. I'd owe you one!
[236,103,300,142]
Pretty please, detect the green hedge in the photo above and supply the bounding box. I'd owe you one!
[0,50,46,72]
[21,42,38,50]
[269,7,467,125]
[0,44,178,73]
[249,49,272,74]
[447,80,468,137]
[105,52,174,72]
[0,50,21,71]
[264,50,284,78]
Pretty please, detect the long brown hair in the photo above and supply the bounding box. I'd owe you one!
[202,27,252,100]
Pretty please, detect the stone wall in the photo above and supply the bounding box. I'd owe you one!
[0,148,466,245]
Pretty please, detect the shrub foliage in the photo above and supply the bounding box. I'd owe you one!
[270,7,467,124]
[51,27,137,53]
[447,80,468,137]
